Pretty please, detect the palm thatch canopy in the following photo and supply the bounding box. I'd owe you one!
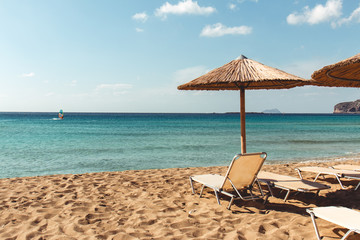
[177,55,309,90]
[311,53,360,87]
[177,55,309,154]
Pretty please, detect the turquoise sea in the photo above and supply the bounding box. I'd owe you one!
[1,112,360,179]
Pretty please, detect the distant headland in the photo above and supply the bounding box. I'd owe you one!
[334,99,360,114]
[262,108,281,114]
[226,108,282,114]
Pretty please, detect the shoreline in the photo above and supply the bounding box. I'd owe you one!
[0,158,359,239]
[2,153,360,181]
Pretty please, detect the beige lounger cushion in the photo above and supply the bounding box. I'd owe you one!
[333,164,360,171]
[297,166,360,177]
[309,206,360,233]
[190,174,225,190]
[258,171,329,191]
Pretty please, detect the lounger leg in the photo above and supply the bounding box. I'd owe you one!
[283,190,291,202]
[199,185,205,198]
[355,182,360,191]
[314,173,321,182]
[309,212,322,240]
[189,177,195,194]
[263,182,274,197]
[255,179,264,197]
[296,169,304,179]
[227,197,234,210]
[334,175,346,189]
[341,230,354,240]
[214,190,221,205]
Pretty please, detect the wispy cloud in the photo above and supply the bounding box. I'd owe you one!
[173,66,209,84]
[155,0,216,19]
[132,12,148,23]
[95,83,133,95]
[229,3,236,10]
[45,92,55,97]
[135,28,144,32]
[22,72,35,78]
[287,0,342,25]
[200,23,252,37]
[68,80,77,87]
[335,4,360,27]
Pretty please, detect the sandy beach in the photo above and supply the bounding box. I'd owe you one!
[0,159,359,240]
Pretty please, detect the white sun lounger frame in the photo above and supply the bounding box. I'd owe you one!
[189,152,267,210]
[258,171,330,202]
[332,164,360,172]
[307,206,360,240]
[295,167,360,190]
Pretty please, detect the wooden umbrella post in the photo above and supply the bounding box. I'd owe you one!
[177,55,309,155]
[240,88,246,154]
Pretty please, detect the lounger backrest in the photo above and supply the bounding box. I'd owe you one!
[221,152,267,191]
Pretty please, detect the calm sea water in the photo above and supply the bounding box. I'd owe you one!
[1,112,360,179]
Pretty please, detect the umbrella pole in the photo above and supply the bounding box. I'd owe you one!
[240,88,246,154]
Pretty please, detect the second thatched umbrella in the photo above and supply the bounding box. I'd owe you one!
[178,55,310,154]
[311,53,360,87]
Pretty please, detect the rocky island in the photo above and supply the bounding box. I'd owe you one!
[334,99,360,113]
[262,108,281,114]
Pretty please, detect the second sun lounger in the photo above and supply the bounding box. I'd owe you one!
[189,152,267,210]
[258,171,330,201]
[295,166,360,190]
[333,164,360,171]
[307,206,360,240]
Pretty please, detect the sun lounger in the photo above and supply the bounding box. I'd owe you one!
[333,164,360,171]
[307,206,360,240]
[189,152,267,210]
[257,171,330,201]
[295,166,360,190]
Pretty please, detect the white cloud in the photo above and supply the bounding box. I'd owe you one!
[132,12,148,23]
[22,72,35,78]
[287,0,342,25]
[135,28,144,32]
[335,5,360,27]
[200,23,252,37]
[229,3,236,10]
[173,66,209,84]
[69,80,77,87]
[155,0,216,19]
[45,92,55,97]
[95,83,133,95]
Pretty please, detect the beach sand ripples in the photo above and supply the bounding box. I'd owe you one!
[0,160,360,239]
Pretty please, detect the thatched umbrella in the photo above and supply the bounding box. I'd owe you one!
[178,55,309,154]
[312,53,360,87]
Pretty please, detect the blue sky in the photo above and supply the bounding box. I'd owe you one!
[0,0,360,113]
